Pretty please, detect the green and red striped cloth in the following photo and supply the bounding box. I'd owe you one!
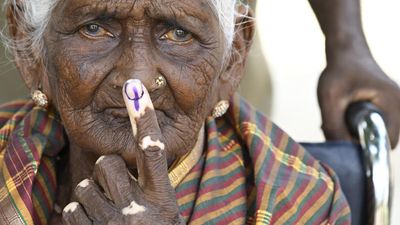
[0,95,350,225]
[176,94,350,224]
[0,100,65,225]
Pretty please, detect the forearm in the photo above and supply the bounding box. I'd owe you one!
[308,0,373,62]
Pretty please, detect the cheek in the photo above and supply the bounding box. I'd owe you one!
[163,58,219,113]
[46,42,117,109]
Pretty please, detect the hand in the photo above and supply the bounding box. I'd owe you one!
[318,53,400,148]
[62,79,185,225]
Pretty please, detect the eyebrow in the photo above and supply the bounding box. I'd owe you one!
[146,1,213,33]
[148,1,211,23]
[67,3,118,23]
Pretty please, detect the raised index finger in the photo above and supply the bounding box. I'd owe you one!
[123,79,172,194]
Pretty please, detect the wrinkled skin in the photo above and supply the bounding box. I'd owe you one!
[63,82,186,224]
[44,0,226,167]
[7,0,254,224]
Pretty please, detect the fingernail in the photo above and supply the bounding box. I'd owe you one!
[123,79,154,121]
[77,179,90,188]
[95,155,105,165]
[124,79,144,112]
[63,202,79,213]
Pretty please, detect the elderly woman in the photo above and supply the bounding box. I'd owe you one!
[0,0,350,224]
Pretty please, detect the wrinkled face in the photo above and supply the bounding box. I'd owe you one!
[43,0,231,166]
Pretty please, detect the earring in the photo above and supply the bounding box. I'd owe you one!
[32,90,48,108]
[212,100,229,118]
[154,75,167,89]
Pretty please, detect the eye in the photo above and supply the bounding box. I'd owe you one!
[79,23,114,39]
[160,28,193,43]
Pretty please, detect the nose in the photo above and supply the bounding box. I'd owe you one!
[110,41,160,92]
[113,67,157,91]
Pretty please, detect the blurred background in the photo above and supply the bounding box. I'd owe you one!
[0,0,399,223]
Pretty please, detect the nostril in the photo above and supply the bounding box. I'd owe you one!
[110,68,162,92]
[110,73,126,90]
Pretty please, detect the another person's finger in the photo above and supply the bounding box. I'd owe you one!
[74,179,117,222]
[62,202,92,225]
[93,155,137,207]
[122,79,171,195]
[386,111,400,147]
[373,96,400,147]
[318,91,353,141]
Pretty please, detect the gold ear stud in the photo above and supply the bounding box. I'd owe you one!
[212,100,229,118]
[32,90,48,108]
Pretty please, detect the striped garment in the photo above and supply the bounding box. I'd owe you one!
[0,100,65,225]
[0,95,350,225]
[176,94,351,224]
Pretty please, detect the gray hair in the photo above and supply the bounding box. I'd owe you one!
[2,0,57,59]
[2,0,247,61]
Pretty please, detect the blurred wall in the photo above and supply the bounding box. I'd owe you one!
[0,14,28,104]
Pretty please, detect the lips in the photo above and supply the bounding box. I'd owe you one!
[104,107,129,118]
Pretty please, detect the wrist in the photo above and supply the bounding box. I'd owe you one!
[325,33,373,65]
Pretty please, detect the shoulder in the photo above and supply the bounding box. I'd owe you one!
[226,94,351,224]
[0,99,33,128]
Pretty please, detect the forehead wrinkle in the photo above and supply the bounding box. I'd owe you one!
[61,0,215,23]
[147,0,214,23]
[64,0,142,19]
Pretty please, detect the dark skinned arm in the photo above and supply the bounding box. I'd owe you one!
[309,0,400,147]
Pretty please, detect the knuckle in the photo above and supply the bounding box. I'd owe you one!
[322,85,341,102]
[136,116,154,128]
[74,179,95,197]
[139,135,165,152]
[95,155,125,171]
[77,178,91,189]
[63,202,80,215]
[121,200,147,216]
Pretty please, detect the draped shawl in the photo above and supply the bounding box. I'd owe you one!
[0,95,350,225]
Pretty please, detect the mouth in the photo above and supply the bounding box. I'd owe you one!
[104,107,129,119]
[103,106,168,129]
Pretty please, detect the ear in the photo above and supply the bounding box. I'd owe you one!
[217,4,255,101]
[6,2,50,95]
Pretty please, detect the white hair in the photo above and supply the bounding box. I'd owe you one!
[2,0,57,59]
[2,0,248,61]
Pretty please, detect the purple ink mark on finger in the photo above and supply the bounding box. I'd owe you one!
[133,86,140,111]
[124,82,144,112]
